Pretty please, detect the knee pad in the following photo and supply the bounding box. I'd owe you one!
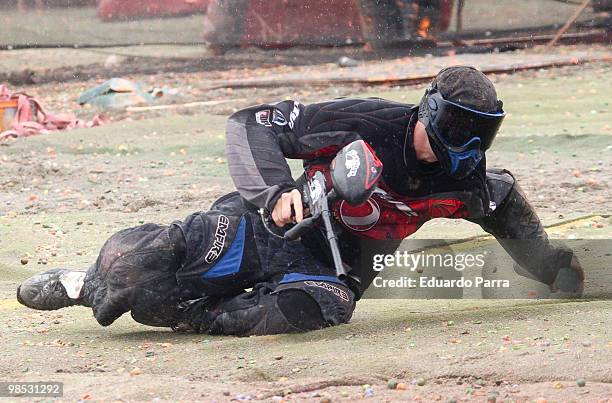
[275,280,356,328]
[277,289,326,330]
[201,280,355,336]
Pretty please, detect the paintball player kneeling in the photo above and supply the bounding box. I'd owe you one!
[17,66,584,336]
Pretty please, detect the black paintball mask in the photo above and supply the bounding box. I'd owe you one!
[418,83,506,180]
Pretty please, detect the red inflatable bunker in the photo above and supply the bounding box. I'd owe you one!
[98,0,210,21]
[203,0,454,48]
[240,0,365,46]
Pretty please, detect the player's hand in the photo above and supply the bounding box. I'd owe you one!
[549,255,585,294]
[272,189,304,227]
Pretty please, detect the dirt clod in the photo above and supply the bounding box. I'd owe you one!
[129,367,142,376]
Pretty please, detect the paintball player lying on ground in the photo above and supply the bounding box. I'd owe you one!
[17,66,584,336]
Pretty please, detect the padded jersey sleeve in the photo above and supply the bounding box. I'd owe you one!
[225,99,366,211]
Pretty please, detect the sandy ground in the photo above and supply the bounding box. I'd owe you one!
[0,44,611,401]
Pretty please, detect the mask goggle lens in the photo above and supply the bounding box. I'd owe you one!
[425,90,505,150]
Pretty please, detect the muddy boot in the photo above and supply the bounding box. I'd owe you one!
[17,268,88,311]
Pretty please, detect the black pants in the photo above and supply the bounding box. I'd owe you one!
[81,192,355,336]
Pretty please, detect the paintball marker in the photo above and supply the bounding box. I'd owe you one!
[260,140,383,280]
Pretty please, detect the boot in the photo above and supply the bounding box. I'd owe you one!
[17,268,87,311]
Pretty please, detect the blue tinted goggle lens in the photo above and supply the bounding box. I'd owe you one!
[425,91,505,150]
